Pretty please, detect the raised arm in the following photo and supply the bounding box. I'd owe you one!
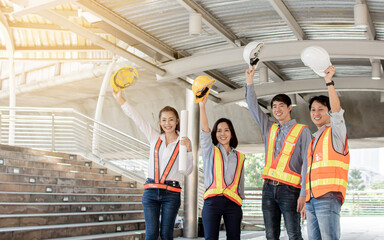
[245,66,272,136]
[199,96,210,133]
[324,65,340,113]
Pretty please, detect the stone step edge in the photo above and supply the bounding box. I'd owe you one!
[0,210,144,218]
[0,191,143,197]
[0,172,130,185]
[45,230,146,240]
[0,181,140,190]
[0,165,120,178]
[1,158,105,170]
[0,201,142,206]
[0,219,146,233]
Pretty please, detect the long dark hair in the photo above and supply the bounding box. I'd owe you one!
[211,118,238,148]
[158,106,180,134]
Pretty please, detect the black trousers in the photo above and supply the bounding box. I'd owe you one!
[202,196,243,240]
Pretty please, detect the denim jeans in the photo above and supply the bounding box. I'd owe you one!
[142,188,181,240]
[202,196,243,240]
[262,182,303,240]
[305,192,342,240]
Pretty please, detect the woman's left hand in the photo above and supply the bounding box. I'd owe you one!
[180,137,192,152]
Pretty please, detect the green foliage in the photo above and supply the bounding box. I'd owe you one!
[370,181,384,190]
[244,153,265,187]
[348,169,365,191]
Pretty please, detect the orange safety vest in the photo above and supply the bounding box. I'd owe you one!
[144,137,181,193]
[203,146,245,206]
[262,123,307,188]
[306,126,350,204]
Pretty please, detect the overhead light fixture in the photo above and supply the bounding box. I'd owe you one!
[354,3,368,29]
[259,66,268,84]
[371,61,382,80]
[189,12,202,36]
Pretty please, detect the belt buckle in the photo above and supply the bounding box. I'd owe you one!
[271,180,280,186]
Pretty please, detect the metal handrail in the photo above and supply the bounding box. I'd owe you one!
[0,106,150,182]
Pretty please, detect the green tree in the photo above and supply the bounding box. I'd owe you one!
[370,181,384,190]
[244,153,265,187]
[348,169,365,191]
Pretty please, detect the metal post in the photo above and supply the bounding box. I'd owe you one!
[183,88,199,238]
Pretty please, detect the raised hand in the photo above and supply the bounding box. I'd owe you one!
[245,65,255,85]
[112,88,126,106]
[324,65,335,83]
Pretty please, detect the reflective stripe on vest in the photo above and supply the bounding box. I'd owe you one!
[306,127,350,204]
[144,137,181,192]
[203,146,245,206]
[262,123,306,188]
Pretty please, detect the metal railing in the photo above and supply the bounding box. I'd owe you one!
[241,188,384,227]
[0,106,150,181]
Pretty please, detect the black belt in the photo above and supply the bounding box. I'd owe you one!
[265,179,285,186]
[145,178,180,188]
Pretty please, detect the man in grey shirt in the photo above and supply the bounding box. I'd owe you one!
[245,66,312,240]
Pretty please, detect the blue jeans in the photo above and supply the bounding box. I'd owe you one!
[202,196,243,240]
[305,192,342,240]
[262,182,303,240]
[142,188,181,240]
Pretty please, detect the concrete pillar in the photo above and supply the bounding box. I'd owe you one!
[183,88,200,238]
[8,59,15,145]
[92,57,117,154]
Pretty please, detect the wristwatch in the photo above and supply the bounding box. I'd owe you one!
[326,81,334,86]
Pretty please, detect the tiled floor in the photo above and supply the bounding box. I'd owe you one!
[176,216,384,239]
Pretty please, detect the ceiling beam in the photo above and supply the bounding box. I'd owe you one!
[156,40,384,82]
[218,77,384,104]
[36,9,165,76]
[358,0,376,40]
[176,0,247,47]
[8,21,104,33]
[0,57,113,62]
[74,0,176,60]
[260,62,285,82]
[11,0,72,17]
[268,0,306,40]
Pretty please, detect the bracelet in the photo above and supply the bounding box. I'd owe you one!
[326,81,334,86]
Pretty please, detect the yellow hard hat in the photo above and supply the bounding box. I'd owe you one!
[110,66,139,92]
[192,76,216,103]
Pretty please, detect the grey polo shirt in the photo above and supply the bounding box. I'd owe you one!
[200,130,245,199]
[245,85,312,196]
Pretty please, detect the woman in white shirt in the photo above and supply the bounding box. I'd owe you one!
[199,96,245,240]
[113,89,193,240]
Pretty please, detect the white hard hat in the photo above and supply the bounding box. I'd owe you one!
[300,46,331,77]
[243,41,264,69]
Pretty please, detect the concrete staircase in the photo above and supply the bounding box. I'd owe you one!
[0,144,150,240]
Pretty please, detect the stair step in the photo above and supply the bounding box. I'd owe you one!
[0,210,144,227]
[0,219,146,239]
[0,192,143,203]
[0,202,143,214]
[0,165,119,182]
[46,230,146,240]
[0,173,135,188]
[0,145,76,160]
[2,158,107,174]
[0,182,144,194]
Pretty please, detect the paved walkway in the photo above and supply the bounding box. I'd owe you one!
[175,216,384,239]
